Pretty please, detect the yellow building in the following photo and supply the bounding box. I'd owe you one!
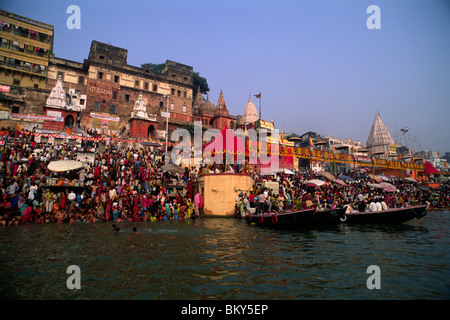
[0,9,53,90]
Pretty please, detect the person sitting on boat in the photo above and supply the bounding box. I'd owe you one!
[375,197,382,211]
[368,198,377,212]
[358,201,366,212]
[380,197,388,210]
[344,201,353,213]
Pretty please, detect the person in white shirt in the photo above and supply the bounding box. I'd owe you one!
[380,198,388,210]
[369,198,377,212]
[67,190,76,203]
[375,199,382,211]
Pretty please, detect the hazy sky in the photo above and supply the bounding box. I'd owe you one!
[3,0,449,154]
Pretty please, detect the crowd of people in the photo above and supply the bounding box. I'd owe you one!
[0,130,207,226]
[0,128,449,226]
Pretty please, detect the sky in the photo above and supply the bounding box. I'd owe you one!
[2,0,449,154]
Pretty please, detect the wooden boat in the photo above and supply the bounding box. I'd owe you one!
[246,208,316,228]
[341,204,428,224]
[311,207,347,225]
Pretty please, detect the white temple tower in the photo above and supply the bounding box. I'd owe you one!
[366,113,395,158]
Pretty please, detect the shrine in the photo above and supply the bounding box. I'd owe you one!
[128,92,158,140]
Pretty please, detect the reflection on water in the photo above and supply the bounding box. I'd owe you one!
[0,212,449,299]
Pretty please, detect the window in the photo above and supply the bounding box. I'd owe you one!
[170,103,174,110]
[110,105,116,114]
[153,84,157,91]
[57,71,64,80]
[34,84,39,88]
[183,91,187,98]
[159,101,163,109]
[11,106,20,113]
[78,76,84,85]
[94,102,100,111]
[135,80,139,87]
[98,72,103,80]
[114,75,119,83]
[171,88,175,95]
[124,94,130,102]
[144,82,148,90]
[112,91,117,99]
[13,78,20,85]
[182,105,187,113]
[99,55,105,61]
[80,99,85,105]
[177,90,181,97]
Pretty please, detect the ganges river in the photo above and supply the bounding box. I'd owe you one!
[0,211,449,300]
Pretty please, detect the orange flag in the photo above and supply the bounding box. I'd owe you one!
[66,127,72,135]
[16,122,22,131]
[148,132,152,142]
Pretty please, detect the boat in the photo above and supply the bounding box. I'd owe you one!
[246,208,316,228]
[311,207,347,225]
[340,204,429,224]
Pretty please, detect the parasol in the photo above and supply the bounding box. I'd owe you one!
[304,179,326,187]
[47,160,84,172]
[318,171,336,181]
[333,179,346,186]
[368,174,383,182]
[377,175,390,182]
[404,177,417,183]
[367,183,383,189]
[339,175,354,182]
[161,163,185,174]
[379,182,397,192]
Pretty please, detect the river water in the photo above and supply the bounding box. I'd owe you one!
[0,211,449,300]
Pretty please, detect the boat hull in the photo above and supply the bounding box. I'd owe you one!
[246,208,316,228]
[342,204,428,224]
[246,207,346,228]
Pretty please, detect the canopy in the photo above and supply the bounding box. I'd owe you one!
[404,177,417,182]
[203,126,248,164]
[47,160,84,172]
[423,161,439,174]
[260,168,294,175]
[161,163,185,174]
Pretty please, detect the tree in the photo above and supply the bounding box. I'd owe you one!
[141,63,165,73]
[442,152,450,162]
[193,72,209,95]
